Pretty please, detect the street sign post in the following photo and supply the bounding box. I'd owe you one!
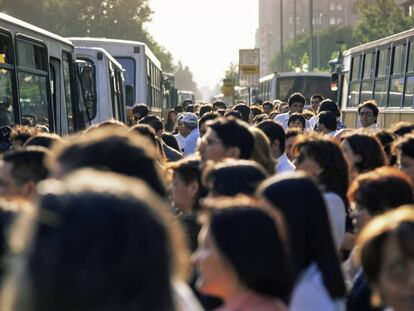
[239,49,260,88]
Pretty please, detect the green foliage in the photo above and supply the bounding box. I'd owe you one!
[353,0,409,43]
[174,61,201,99]
[224,62,239,84]
[271,26,357,72]
[2,0,174,71]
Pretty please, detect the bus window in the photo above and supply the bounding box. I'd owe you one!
[0,34,14,126]
[377,48,391,78]
[63,52,74,132]
[349,55,362,107]
[388,44,406,107]
[77,59,97,120]
[374,48,391,107]
[17,40,50,127]
[360,52,375,103]
[115,57,135,105]
[405,41,414,108]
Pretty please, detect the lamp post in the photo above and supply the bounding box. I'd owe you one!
[280,0,284,71]
[309,0,314,71]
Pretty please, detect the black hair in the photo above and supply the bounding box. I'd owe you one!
[318,99,341,118]
[138,115,164,133]
[209,207,292,301]
[393,133,414,159]
[310,94,324,102]
[288,92,306,107]
[287,113,306,129]
[223,110,242,120]
[199,104,213,117]
[318,111,337,131]
[233,103,251,122]
[204,160,267,196]
[23,133,62,149]
[198,112,220,132]
[129,124,157,147]
[208,118,254,159]
[259,173,346,299]
[161,132,181,152]
[257,120,286,153]
[132,104,150,118]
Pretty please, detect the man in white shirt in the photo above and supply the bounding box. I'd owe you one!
[274,92,311,130]
[256,120,295,173]
[181,112,199,156]
[358,100,380,131]
[316,111,337,137]
[174,114,186,152]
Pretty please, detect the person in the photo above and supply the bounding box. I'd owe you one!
[393,133,414,185]
[175,114,186,152]
[390,121,414,137]
[198,112,220,138]
[233,103,251,123]
[259,173,346,310]
[10,125,39,149]
[23,133,62,149]
[203,159,268,197]
[317,111,337,136]
[274,93,310,130]
[212,101,226,111]
[356,206,414,311]
[287,113,306,131]
[262,101,274,115]
[310,94,324,115]
[0,169,200,311]
[181,113,200,156]
[341,132,385,181]
[48,127,166,197]
[250,127,276,175]
[0,148,49,201]
[130,124,167,163]
[165,109,178,132]
[223,110,242,120]
[168,157,204,252]
[373,130,397,166]
[357,100,380,130]
[257,120,295,173]
[249,106,263,124]
[198,118,254,163]
[193,197,292,311]
[285,128,303,161]
[199,104,213,117]
[131,103,150,122]
[309,99,345,130]
[138,115,183,162]
[162,132,181,153]
[293,134,349,249]
[182,99,193,112]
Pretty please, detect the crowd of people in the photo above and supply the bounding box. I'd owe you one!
[0,92,413,311]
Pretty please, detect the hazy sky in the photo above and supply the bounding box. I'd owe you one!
[147,0,258,89]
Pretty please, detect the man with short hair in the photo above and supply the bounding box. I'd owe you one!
[393,133,414,185]
[181,112,199,156]
[274,92,310,130]
[358,100,379,130]
[317,111,337,136]
[131,104,150,122]
[262,101,274,115]
[256,120,295,173]
[0,148,49,200]
[310,94,324,114]
[233,103,251,123]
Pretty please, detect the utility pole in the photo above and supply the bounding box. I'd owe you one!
[309,0,314,71]
[293,0,297,39]
[280,0,284,71]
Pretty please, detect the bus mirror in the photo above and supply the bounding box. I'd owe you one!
[331,73,339,92]
[125,84,134,106]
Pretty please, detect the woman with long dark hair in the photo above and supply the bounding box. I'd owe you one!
[259,172,346,310]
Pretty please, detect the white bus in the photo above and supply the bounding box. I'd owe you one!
[0,12,88,134]
[74,47,126,124]
[68,37,163,121]
[258,72,337,103]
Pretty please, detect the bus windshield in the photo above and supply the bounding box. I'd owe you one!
[277,76,335,101]
[115,57,135,87]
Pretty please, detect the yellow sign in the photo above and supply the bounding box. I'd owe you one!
[222,79,234,97]
[0,54,5,64]
[240,65,259,75]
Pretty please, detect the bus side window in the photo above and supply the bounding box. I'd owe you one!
[16,39,51,129]
[62,52,75,132]
[0,33,15,126]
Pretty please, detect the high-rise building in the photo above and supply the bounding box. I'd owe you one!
[255,0,358,76]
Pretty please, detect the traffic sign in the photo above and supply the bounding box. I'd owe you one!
[239,49,259,87]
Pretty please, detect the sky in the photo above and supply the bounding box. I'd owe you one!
[146,0,258,91]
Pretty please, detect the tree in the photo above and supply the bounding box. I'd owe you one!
[224,62,239,84]
[174,61,201,99]
[271,26,357,72]
[353,0,409,43]
[1,0,174,71]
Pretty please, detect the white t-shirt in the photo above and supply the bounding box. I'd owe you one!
[274,112,311,130]
[276,153,295,174]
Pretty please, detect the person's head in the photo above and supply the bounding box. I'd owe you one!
[293,134,349,205]
[181,112,198,136]
[198,118,254,163]
[49,127,166,197]
[199,104,213,117]
[212,101,226,111]
[185,104,195,113]
[257,120,286,159]
[390,121,414,137]
[287,92,306,114]
[258,172,345,299]
[165,109,177,130]
[161,132,181,153]
[23,133,62,150]
[249,127,276,175]
[168,157,203,213]
[278,102,289,113]
[358,100,379,128]
[374,130,397,165]
[0,147,49,200]
[348,166,413,230]
[182,99,193,111]
[356,206,414,311]
[138,115,164,137]
[262,101,274,115]
[287,113,306,130]
[132,103,150,121]
[317,111,337,133]
[393,134,414,185]
[310,94,324,113]
[249,106,263,123]
[10,125,39,150]
[341,132,385,176]
[194,196,292,302]
[302,109,315,120]
[223,110,242,120]
[198,112,220,138]
[1,169,189,311]
[232,103,250,123]
[203,159,267,197]
[285,128,303,161]
[318,99,341,118]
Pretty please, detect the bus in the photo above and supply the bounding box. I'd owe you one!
[335,28,414,128]
[0,12,87,134]
[258,72,337,104]
[177,90,195,107]
[68,37,163,121]
[74,47,126,124]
